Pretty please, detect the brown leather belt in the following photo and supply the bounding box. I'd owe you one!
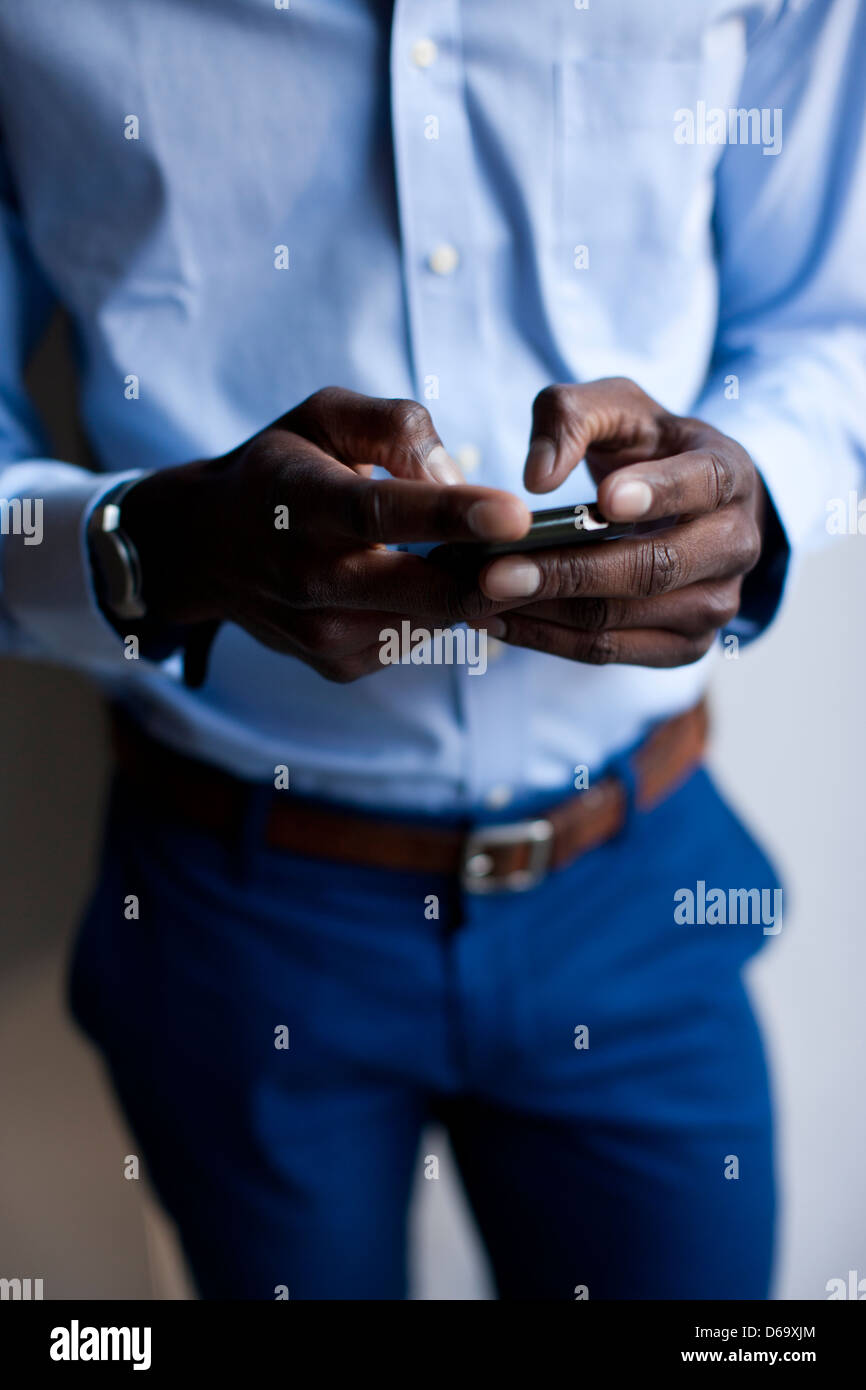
[110,701,708,894]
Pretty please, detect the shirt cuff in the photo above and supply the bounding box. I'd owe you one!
[1,462,144,668]
[692,394,822,641]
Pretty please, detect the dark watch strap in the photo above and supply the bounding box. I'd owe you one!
[89,477,220,688]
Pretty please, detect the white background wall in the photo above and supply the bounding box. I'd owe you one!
[712,535,866,1300]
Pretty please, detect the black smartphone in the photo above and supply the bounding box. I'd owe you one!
[474,503,638,557]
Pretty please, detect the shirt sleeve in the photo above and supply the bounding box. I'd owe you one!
[0,143,157,672]
[693,0,866,634]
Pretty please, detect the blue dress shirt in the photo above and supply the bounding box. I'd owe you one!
[0,0,864,811]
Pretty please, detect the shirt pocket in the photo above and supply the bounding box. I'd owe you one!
[554,55,718,289]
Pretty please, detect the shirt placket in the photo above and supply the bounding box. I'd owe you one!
[391,1,527,813]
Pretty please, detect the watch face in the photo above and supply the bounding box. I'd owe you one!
[89,526,145,620]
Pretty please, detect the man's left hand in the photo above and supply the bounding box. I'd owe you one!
[477,378,768,668]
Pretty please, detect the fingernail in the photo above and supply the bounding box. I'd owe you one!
[483,557,542,599]
[524,438,557,481]
[606,479,653,519]
[425,445,463,485]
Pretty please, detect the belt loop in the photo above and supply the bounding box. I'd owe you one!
[235,780,274,880]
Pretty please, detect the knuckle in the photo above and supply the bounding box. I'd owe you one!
[310,613,351,651]
[329,552,379,609]
[605,375,640,396]
[549,547,591,599]
[516,616,563,655]
[581,629,619,665]
[246,432,292,485]
[446,584,487,626]
[706,449,737,510]
[578,596,610,631]
[701,584,741,630]
[741,520,762,572]
[328,552,358,593]
[533,382,570,421]
[650,541,684,594]
[721,512,761,575]
[285,386,339,437]
[731,439,755,481]
[635,541,683,596]
[387,397,432,440]
[601,376,652,410]
[304,386,336,413]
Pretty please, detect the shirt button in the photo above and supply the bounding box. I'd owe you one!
[428,243,460,276]
[411,38,438,68]
[484,784,513,811]
[455,443,480,474]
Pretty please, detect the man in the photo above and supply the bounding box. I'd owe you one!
[0,0,863,1299]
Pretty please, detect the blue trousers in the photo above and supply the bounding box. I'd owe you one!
[69,762,779,1300]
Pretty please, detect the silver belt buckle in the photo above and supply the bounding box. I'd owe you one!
[460,818,554,894]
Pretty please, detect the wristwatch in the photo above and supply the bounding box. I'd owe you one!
[87,474,220,689]
[86,478,148,622]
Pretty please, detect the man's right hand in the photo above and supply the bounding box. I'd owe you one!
[120,388,530,682]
